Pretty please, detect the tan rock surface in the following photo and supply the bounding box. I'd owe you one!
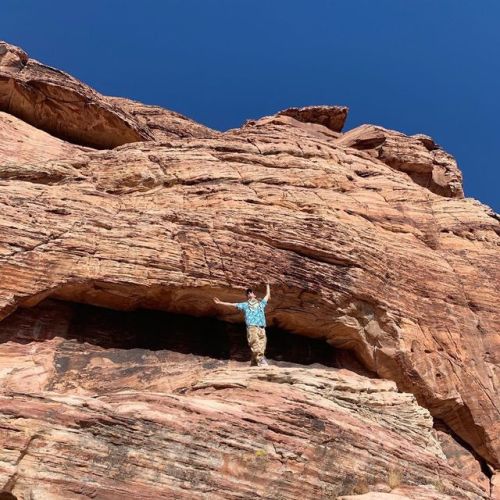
[491,472,500,500]
[0,41,214,148]
[107,97,219,141]
[336,124,464,198]
[0,111,91,168]
[433,422,492,493]
[0,41,499,497]
[338,489,453,500]
[277,105,349,132]
[0,300,488,499]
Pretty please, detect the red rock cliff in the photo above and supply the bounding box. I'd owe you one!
[0,41,498,499]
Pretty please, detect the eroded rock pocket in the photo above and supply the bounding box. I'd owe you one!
[0,298,375,393]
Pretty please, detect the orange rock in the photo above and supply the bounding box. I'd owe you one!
[277,105,349,132]
[336,124,464,197]
[0,40,213,148]
[0,300,489,499]
[0,41,498,497]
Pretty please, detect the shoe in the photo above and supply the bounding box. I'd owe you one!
[257,357,269,367]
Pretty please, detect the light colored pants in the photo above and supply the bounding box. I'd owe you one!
[246,325,267,365]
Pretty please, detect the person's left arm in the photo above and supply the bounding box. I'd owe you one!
[262,283,270,305]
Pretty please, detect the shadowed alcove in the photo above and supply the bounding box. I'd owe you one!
[0,297,376,379]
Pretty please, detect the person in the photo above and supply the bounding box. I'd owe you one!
[214,283,270,367]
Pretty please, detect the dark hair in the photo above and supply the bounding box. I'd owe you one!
[246,288,253,296]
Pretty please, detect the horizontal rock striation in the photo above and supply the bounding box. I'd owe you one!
[0,110,90,170]
[0,41,214,149]
[0,300,489,499]
[0,41,498,497]
[277,105,349,133]
[336,124,464,198]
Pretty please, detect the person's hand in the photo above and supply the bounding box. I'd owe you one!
[213,297,221,304]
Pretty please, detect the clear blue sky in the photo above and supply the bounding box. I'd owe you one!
[2,0,499,210]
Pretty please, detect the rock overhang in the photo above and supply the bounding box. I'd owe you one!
[0,40,498,480]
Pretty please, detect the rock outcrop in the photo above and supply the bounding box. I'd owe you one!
[277,105,349,133]
[0,300,489,499]
[336,124,464,198]
[0,41,498,498]
[0,41,215,149]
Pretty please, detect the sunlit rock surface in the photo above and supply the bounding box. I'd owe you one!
[336,124,464,198]
[0,41,215,148]
[0,41,498,498]
[0,300,489,499]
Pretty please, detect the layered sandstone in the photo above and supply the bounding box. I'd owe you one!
[0,41,215,149]
[0,300,489,499]
[277,105,349,133]
[0,41,498,498]
[336,124,464,198]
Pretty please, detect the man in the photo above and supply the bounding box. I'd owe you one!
[214,283,270,367]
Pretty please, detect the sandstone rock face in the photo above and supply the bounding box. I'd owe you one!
[0,300,488,499]
[0,41,214,149]
[433,421,491,493]
[336,124,464,198]
[0,111,90,166]
[0,41,498,498]
[107,97,218,141]
[277,105,349,132]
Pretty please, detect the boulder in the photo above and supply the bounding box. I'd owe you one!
[277,104,349,132]
[336,124,464,198]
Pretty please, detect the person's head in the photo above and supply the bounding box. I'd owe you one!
[246,288,256,300]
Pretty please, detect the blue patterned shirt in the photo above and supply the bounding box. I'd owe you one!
[236,298,268,327]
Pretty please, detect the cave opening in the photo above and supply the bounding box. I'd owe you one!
[0,298,376,378]
[0,298,493,491]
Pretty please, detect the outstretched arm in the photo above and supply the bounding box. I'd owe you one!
[213,297,239,308]
[263,283,270,302]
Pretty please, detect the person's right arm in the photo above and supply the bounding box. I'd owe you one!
[213,297,240,308]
